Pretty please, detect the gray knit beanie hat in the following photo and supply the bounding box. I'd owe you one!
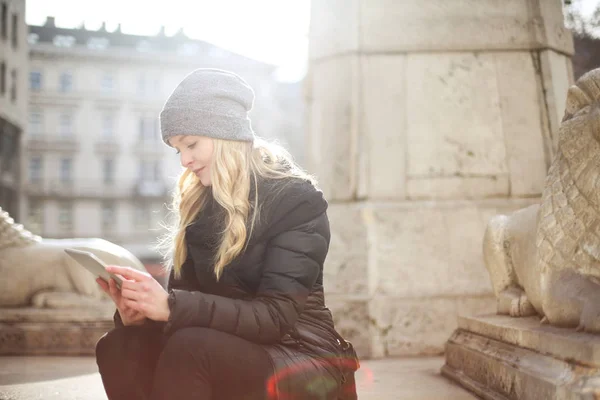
[159,68,255,145]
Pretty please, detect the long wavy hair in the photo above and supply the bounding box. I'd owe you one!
[159,137,315,280]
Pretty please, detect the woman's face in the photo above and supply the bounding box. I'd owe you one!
[169,135,214,186]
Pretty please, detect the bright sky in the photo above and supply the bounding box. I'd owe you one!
[25,0,600,82]
[26,0,311,81]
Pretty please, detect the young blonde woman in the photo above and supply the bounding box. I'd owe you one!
[95,69,359,400]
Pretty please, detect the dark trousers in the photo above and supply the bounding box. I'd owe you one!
[96,326,274,400]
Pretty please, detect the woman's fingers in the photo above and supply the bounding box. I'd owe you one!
[106,266,151,282]
[121,287,144,302]
[108,278,121,300]
[96,278,109,293]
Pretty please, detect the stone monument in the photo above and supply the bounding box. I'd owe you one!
[0,207,145,355]
[307,0,574,358]
[443,68,600,399]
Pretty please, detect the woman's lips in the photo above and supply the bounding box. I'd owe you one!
[194,167,205,176]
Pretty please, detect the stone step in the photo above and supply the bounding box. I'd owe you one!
[443,315,600,400]
[0,308,114,356]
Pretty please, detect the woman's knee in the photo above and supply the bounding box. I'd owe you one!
[96,326,158,370]
[96,328,130,370]
[160,328,210,359]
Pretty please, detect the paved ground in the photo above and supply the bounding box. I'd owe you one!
[0,356,477,399]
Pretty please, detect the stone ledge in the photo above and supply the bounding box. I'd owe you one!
[0,321,113,355]
[0,307,114,355]
[0,307,114,323]
[458,314,600,368]
[443,315,600,399]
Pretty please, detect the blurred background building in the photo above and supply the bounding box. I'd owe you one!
[0,0,27,219]
[22,16,304,264]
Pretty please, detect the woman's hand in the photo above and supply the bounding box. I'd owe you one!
[96,277,146,326]
[105,266,171,322]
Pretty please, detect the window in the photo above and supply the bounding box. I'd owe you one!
[1,3,6,40]
[10,69,16,102]
[136,40,151,52]
[11,12,17,49]
[134,204,150,229]
[27,200,44,235]
[59,157,72,183]
[101,73,114,92]
[0,62,5,95]
[53,35,75,47]
[29,71,42,91]
[139,116,158,142]
[137,75,147,96]
[59,113,72,136]
[87,37,109,50]
[29,111,43,136]
[27,32,38,45]
[29,156,42,183]
[101,201,116,231]
[0,129,15,173]
[58,201,73,231]
[178,43,200,56]
[102,114,113,138]
[59,71,72,92]
[139,160,160,182]
[103,158,114,184]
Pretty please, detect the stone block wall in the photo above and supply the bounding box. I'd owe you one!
[307,0,574,358]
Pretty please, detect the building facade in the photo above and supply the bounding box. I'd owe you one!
[25,17,298,263]
[0,0,27,220]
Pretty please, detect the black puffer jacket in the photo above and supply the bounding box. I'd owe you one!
[165,177,359,399]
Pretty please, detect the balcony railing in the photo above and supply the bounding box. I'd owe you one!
[26,135,80,152]
[24,179,170,199]
[25,180,131,199]
[133,140,165,156]
[133,180,168,198]
[95,138,120,154]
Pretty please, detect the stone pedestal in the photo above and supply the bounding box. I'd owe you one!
[0,308,113,355]
[442,315,600,399]
[307,0,574,358]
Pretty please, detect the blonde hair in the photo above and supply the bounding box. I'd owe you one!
[160,137,314,280]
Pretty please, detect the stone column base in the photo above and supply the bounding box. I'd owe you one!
[0,307,114,355]
[442,315,600,399]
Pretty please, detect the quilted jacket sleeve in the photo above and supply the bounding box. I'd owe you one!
[163,188,330,344]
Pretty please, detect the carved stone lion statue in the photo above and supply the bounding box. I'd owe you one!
[0,207,146,309]
[484,68,600,332]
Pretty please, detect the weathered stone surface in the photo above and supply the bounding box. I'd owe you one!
[443,315,600,400]
[458,315,600,367]
[0,308,113,355]
[0,322,112,355]
[306,55,359,201]
[324,199,531,359]
[308,0,359,60]
[368,296,496,359]
[368,201,536,298]
[540,50,574,155]
[309,0,574,361]
[310,0,573,59]
[359,55,407,200]
[324,205,368,295]
[406,176,509,200]
[495,52,549,196]
[406,53,508,181]
[0,307,114,323]
[483,69,600,333]
[327,297,371,359]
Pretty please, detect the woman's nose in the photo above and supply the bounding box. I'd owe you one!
[180,153,193,168]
